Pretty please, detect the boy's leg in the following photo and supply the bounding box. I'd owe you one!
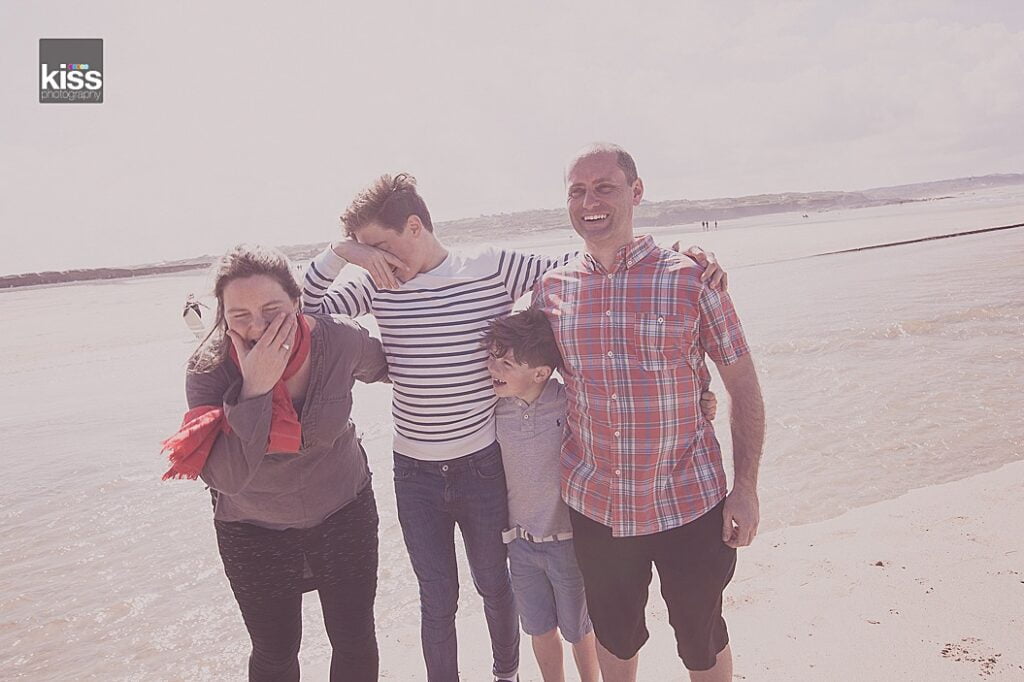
[394,454,461,682]
[453,442,519,680]
[543,539,599,682]
[571,632,600,682]
[508,539,562,682]
[306,486,380,682]
[532,629,566,682]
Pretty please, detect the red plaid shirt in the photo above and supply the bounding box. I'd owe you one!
[533,235,750,537]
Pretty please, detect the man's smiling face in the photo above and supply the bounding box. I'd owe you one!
[565,151,643,250]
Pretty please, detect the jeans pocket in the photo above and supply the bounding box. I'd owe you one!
[471,445,506,481]
[393,456,417,482]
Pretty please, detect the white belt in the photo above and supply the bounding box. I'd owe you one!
[502,525,574,544]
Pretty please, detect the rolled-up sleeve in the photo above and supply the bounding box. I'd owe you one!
[698,285,750,366]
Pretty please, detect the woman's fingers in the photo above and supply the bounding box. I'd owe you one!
[283,315,298,354]
[256,312,287,350]
[226,329,248,359]
[274,315,297,353]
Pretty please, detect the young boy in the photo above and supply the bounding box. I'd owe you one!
[483,309,718,682]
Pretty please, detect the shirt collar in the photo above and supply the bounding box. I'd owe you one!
[583,234,657,273]
[515,377,559,410]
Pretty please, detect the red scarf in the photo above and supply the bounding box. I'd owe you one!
[161,314,311,481]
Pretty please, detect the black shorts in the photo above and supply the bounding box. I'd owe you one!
[569,500,736,671]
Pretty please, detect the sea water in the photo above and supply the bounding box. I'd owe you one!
[1,188,1021,679]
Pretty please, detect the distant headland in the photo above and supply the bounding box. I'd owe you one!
[3,173,1021,289]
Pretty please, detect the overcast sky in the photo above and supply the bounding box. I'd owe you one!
[2,1,1022,274]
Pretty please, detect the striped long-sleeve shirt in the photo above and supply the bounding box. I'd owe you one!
[302,245,574,461]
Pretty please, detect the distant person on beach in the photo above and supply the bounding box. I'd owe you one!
[162,244,389,681]
[532,143,765,682]
[183,293,207,319]
[301,174,727,682]
[482,309,718,682]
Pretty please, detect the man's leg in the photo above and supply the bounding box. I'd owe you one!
[453,442,519,680]
[652,500,737,681]
[568,509,652,682]
[394,454,461,682]
[596,642,639,682]
[689,644,733,682]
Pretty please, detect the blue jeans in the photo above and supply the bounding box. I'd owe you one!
[394,441,519,681]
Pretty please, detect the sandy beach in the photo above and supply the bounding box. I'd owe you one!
[467,460,1024,681]
[1,189,1022,680]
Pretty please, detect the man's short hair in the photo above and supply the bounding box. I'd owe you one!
[341,173,434,238]
[482,308,564,371]
[567,142,639,186]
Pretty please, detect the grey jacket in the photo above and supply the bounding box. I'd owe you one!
[185,314,388,529]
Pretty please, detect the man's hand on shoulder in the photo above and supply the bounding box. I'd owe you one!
[331,239,411,290]
[722,483,759,548]
[670,242,728,292]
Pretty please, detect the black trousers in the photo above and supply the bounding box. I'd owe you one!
[215,485,379,682]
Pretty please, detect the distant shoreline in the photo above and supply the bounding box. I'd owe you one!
[3,172,1021,289]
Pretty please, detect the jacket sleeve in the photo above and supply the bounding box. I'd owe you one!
[185,366,275,495]
[349,320,390,384]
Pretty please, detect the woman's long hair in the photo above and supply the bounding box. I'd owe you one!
[188,244,303,374]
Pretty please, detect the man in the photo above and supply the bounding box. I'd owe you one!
[301,172,726,681]
[532,143,765,682]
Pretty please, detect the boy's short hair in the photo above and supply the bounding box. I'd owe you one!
[341,172,434,238]
[482,308,564,371]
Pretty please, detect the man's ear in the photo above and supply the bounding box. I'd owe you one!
[632,178,645,206]
[534,366,554,383]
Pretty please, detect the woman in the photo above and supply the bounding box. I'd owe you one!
[161,244,388,681]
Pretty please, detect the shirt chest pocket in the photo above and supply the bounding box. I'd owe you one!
[629,313,693,372]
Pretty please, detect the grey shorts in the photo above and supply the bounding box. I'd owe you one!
[507,537,593,643]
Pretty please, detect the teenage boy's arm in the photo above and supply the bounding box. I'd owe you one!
[507,245,727,300]
[500,249,578,300]
[301,243,378,317]
[671,243,727,291]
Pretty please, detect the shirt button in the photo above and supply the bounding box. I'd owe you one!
[614,431,621,438]
[441,464,449,472]
[611,393,618,400]
[657,316,664,324]
[523,414,530,420]
[606,310,612,316]
[606,350,613,358]
[615,469,622,476]
[606,274,613,280]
